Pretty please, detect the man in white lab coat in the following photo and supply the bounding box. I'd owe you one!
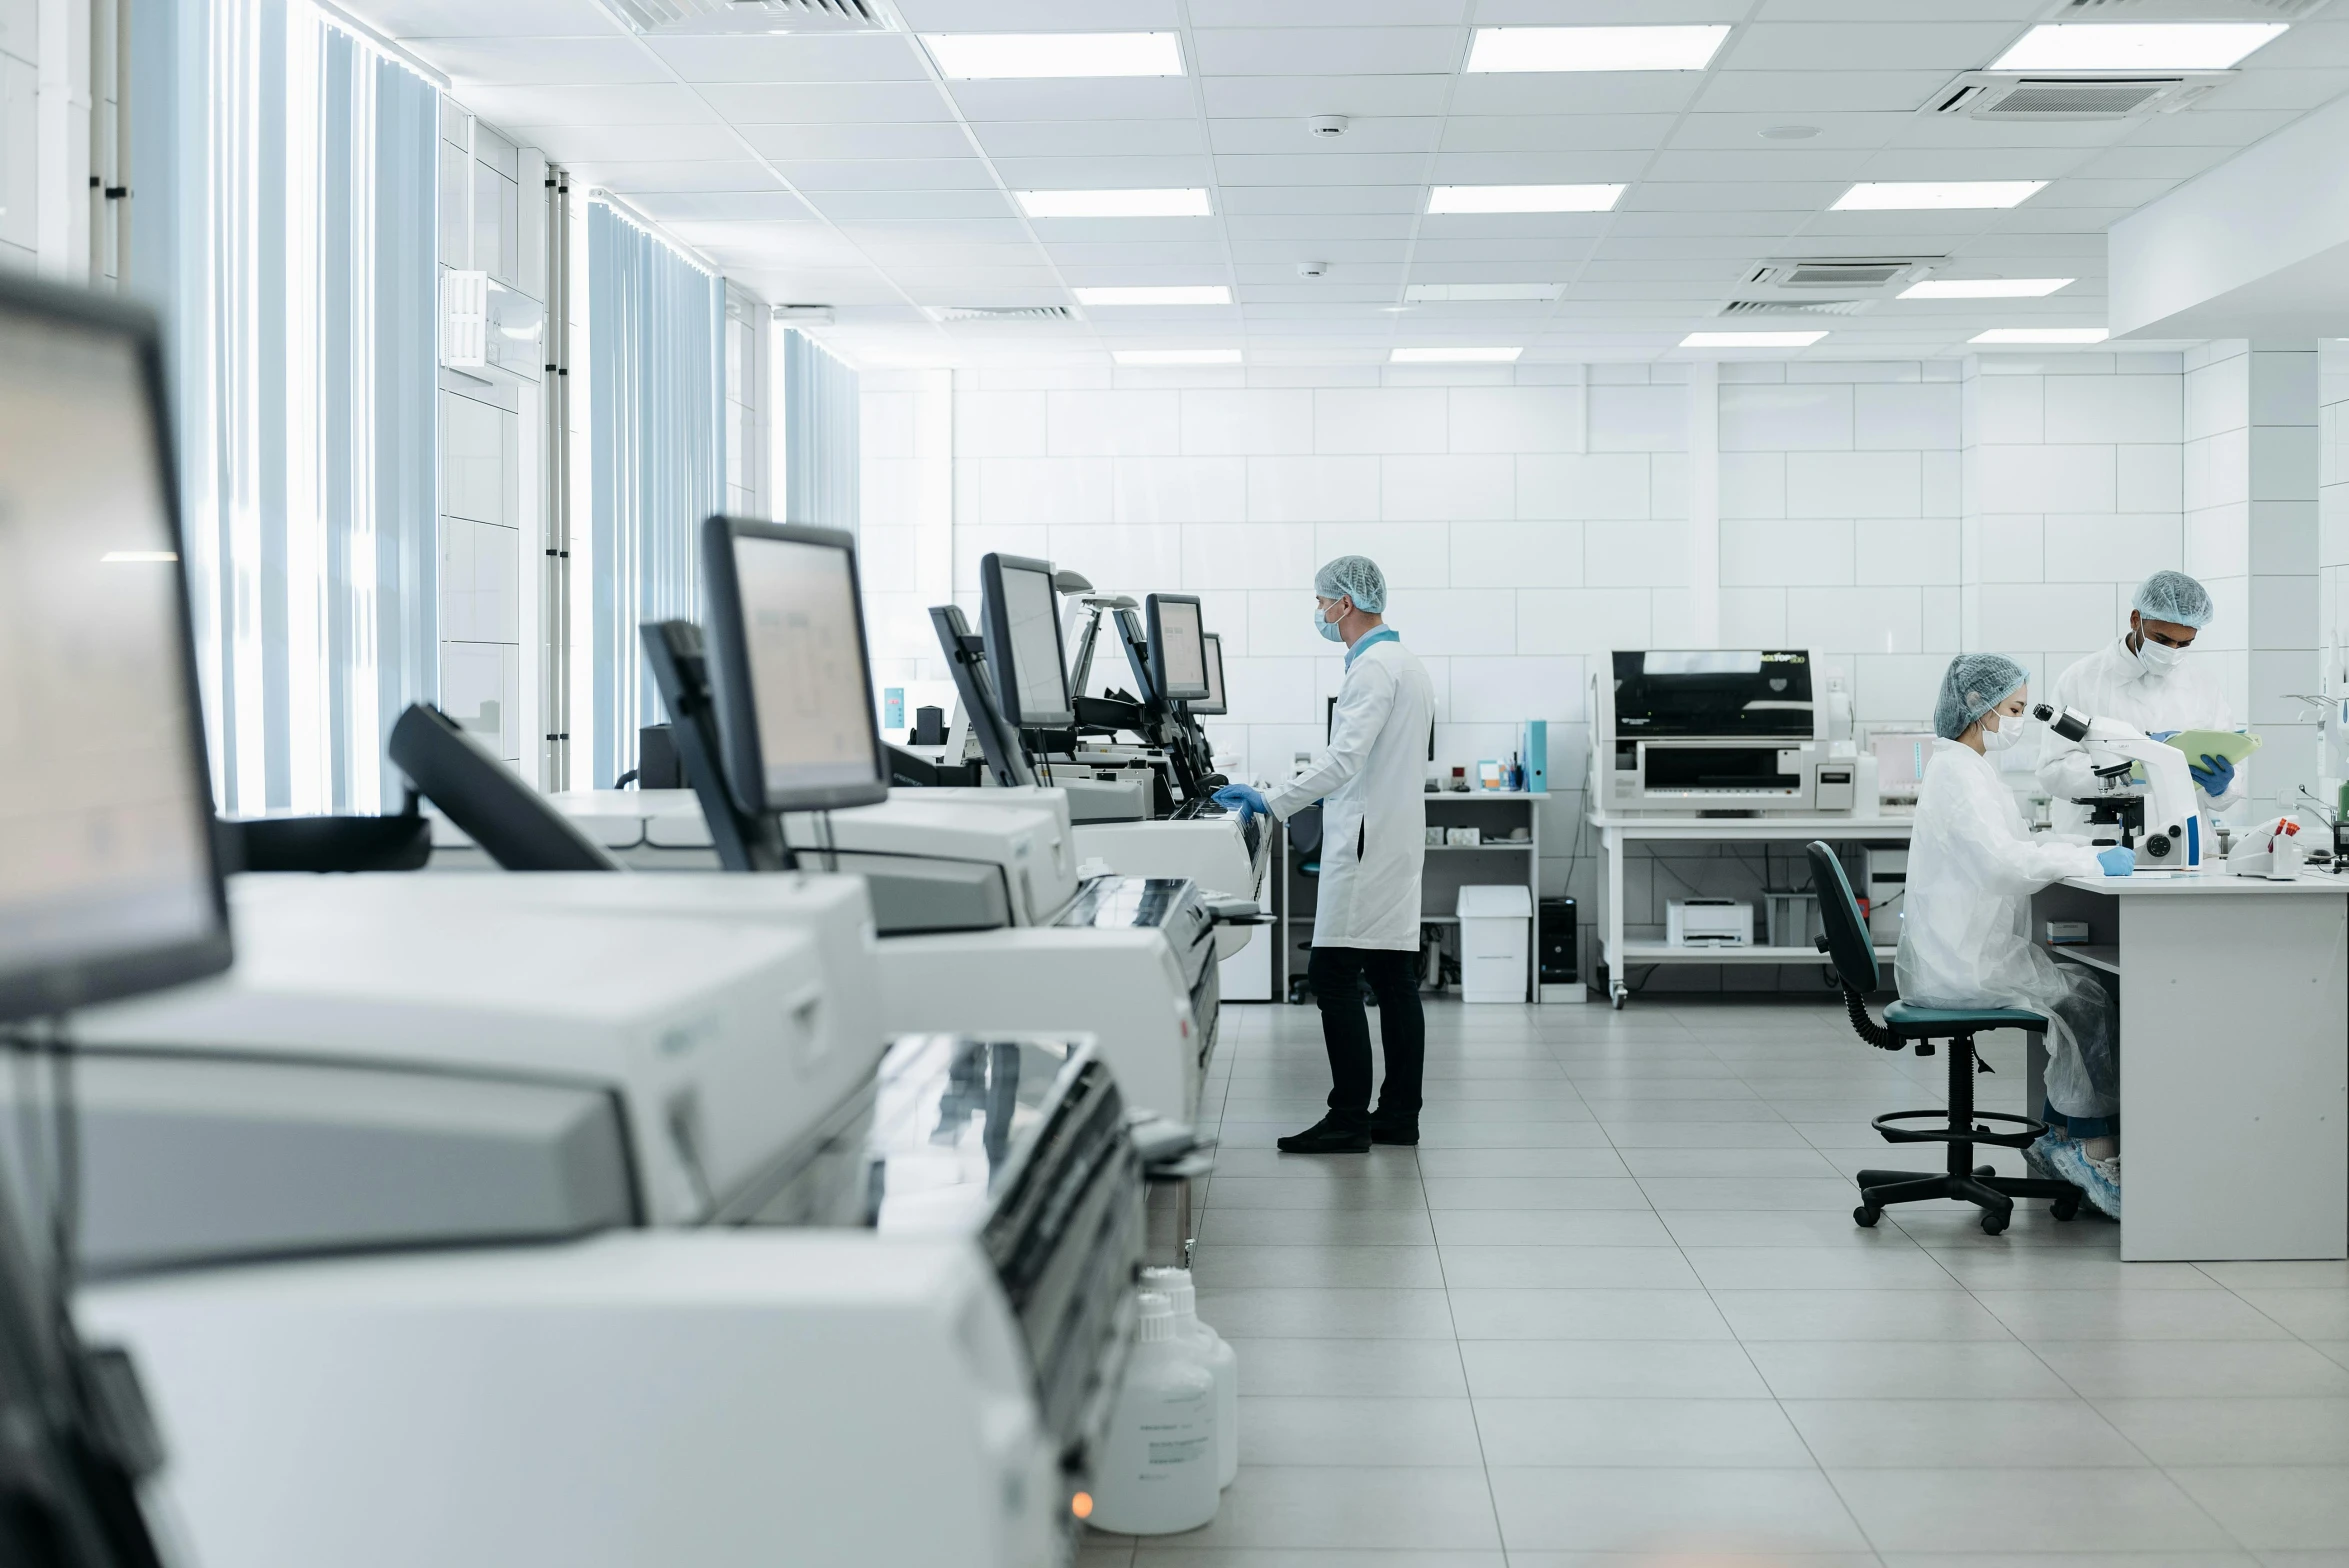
[2034,570,2246,841]
[1216,556,1435,1153]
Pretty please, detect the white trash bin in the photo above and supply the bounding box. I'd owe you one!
[1455,884,1532,1004]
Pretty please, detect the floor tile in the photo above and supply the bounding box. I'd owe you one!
[2165,1467,2349,1551]
[1430,1210,1677,1247]
[1435,1245,1702,1290]
[1746,1340,2076,1399]
[1926,1251,2220,1292]
[1204,1177,1428,1212]
[1446,1287,1734,1341]
[1411,1123,1618,1149]
[1193,1288,1457,1340]
[1783,1396,2145,1468]
[1199,1209,1437,1246]
[1971,1289,2294,1342]
[1133,1551,1505,1566]
[1238,1396,1485,1467]
[1218,1338,1469,1398]
[1149,1466,1503,1551]
[1193,1247,1447,1290]
[1662,1210,1928,1249]
[1487,1466,1870,1552]
[1615,1146,1846,1179]
[2096,1398,2349,1466]
[1459,1340,1773,1400]
[1420,1178,1653,1211]
[2233,1291,2349,1341]
[1830,1467,2234,1552]
[1472,1397,1814,1467]
[1411,1148,1632,1179]
[1597,1121,1812,1149]
[1709,1287,2018,1342]
[1682,1246,1963,1291]
[1637,1177,1869,1212]
[2031,1341,2349,1398]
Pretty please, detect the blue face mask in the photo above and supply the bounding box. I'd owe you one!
[1314,599,1346,642]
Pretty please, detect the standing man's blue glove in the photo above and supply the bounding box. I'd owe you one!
[1213,783,1268,825]
[2189,751,2235,797]
[2097,845,2136,876]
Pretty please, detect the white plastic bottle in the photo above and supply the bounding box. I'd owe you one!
[1088,1291,1218,1535]
[1143,1265,1240,1489]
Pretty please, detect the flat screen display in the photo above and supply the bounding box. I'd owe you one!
[732,531,886,805]
[984,555,1074,728]
[1194,632,1226,716]
[1148,594,1209,703]
[0,292,226,1019]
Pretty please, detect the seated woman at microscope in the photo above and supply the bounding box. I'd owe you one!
[1897,654,2136,1220]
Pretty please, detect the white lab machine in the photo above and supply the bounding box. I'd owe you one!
[1666,898,1756,948]
[1592,650,1857,815]
[2032,702,2206,869]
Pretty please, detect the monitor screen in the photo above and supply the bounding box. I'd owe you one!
[980,552,1074,729]
[1871,731,1935,795]
[0,280,228,1022]
[1193,632,1227,717]
[700,517,889,815]
[1147,594,1209,703]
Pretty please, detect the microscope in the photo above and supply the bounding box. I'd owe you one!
[2031,703,2203,869]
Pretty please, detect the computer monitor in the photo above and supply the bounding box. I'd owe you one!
[699,516,890,816]
[1871,730,1937,800]
[0,275,230,1024]
[1193,632,1227,717]
[979,551,1074,729]
[387,704,618,872]
[1146,593,1209,703]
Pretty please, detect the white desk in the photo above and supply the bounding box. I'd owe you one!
[2032,867,2349,1262]
[1588,812,1914,1008]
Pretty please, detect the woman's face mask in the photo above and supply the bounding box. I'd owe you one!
[1980,707,2030,752]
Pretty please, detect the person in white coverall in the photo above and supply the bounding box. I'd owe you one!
[1898,653,2135,1220]
[1213,555,1435,1155]
[2035,570,2245,841]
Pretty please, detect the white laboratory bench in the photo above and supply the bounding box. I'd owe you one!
[2030,864,2349,1262]
[1587,811,1914,1008]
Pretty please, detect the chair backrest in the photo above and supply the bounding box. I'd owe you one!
[1805,840,1879,994]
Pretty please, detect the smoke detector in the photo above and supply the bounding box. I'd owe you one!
[601,0,889,35]
[1309,115,1350,138]
[1297,260,1328,279]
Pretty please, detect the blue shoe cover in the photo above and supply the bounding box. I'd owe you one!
[2022,1133,2062,1183]
[2044,1135,2120,1220]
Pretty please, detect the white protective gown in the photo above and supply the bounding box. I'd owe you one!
[2034,636,2245,836]
[1896,740,2120,1120]
[1267,634,1436,952]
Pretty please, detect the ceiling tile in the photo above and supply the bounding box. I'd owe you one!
[646,34,928,85]
[735,123,976,161]
[1191,28,1464,77]
[1441,114,1681,152]
[1199,74,1452,118]
[623,190,815,221]
[455,82,714,127]
[779,158,1002,191]
[414,37,665,85]
[1717,21,2023,73]
[838,218,1034,244]
[1210,117,1441,155]
[666,221,868,264]
[1444,75,1704,116]
[1217,184,1427,214]
[1425,150,1647,182]
[1621,180,1847,212]
[1692,69,1949,115]
[977,120,1209,158]
[988,155,1216,187]
[346,0,621,36]
[1189,0,1468,22]
[805,189,1019,220]
[947,79,1199,121]
[1214,152,1433,185]
[509,123,746,162]
[568,159,777,192]
[894,0,1178,23]
[1224,214,1416,240]
[694,82,953,123]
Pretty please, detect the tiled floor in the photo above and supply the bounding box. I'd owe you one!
[1081,996,2349,1568]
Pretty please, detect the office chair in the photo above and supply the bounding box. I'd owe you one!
[1805,841,2081,1235]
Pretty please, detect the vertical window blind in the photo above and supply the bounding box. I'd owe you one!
[176,0,438,815]
[783,326,859,533]
[585,199,725,790]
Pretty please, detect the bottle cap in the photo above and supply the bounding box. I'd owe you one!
[1140,1266,1196,1320]
[1135,1290,1176,1343]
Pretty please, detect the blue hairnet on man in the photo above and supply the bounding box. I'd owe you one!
[1213,555,1435,1154]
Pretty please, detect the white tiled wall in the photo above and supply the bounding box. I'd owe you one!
[2321,341,2349,801]
[0,0,41,271]
[859,353,2232,988]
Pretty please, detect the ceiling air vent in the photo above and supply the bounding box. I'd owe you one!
[929,305,1077,323]
[1930,71,2219,120]
[1747,258,1935,290]
[2054,0,2325,18]
[1719,299,1873,317]
[603,0,888,35]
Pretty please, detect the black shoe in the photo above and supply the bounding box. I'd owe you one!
[1369,1118,1419,1147]
[1277,1115,1371,1154]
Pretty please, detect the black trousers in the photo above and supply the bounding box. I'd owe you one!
[1307,945,1425,1126]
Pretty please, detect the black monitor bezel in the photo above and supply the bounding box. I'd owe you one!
[1193,632,1227,717]
[979,551,1076,729]
[697,515,891,817]
[0,271,232,1025]
[1146,592,1211,703]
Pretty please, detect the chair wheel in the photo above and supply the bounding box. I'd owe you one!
[1974,1164,1996,1178]
[1980,1209,2010,1236]
[2051,1196,2080,1222]
[1853,1204,1881,1228]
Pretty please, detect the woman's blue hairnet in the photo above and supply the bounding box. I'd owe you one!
[1313,555,1387,614]
[1933,653,2029,741]
[2133,570,2213,629]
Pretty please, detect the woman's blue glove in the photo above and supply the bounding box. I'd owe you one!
[2097,845,2135,876]
[1213,783,1268,825]
[2189,751,2235,796]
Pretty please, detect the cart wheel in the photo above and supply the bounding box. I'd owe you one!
[1610,987,1626,1011]
[1980,1209,2010,1236]
[2051,1196,2081,1222]
[1853,1204,1880,1228]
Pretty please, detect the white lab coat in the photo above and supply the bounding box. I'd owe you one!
[2034,636,2245,836]
[1896,740,2118,1120]
[1267,634,1435,951]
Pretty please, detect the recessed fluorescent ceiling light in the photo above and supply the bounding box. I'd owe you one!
[1900,278,2073,299]
[1681,330,1827,348]
[1016,188,1211,218]
[1112,348,1241,365]
[1390,346,1522,363]
[1074,286,1231,306]
[923,32,1184,79]
[1991,22,2286,72]
[1833,181,2045,211]
[1404,283,1563,302]
[1428,184,1624,214]
[100,550,177,563]
[1971,327,2110,344]
[1465,25,1730,73]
